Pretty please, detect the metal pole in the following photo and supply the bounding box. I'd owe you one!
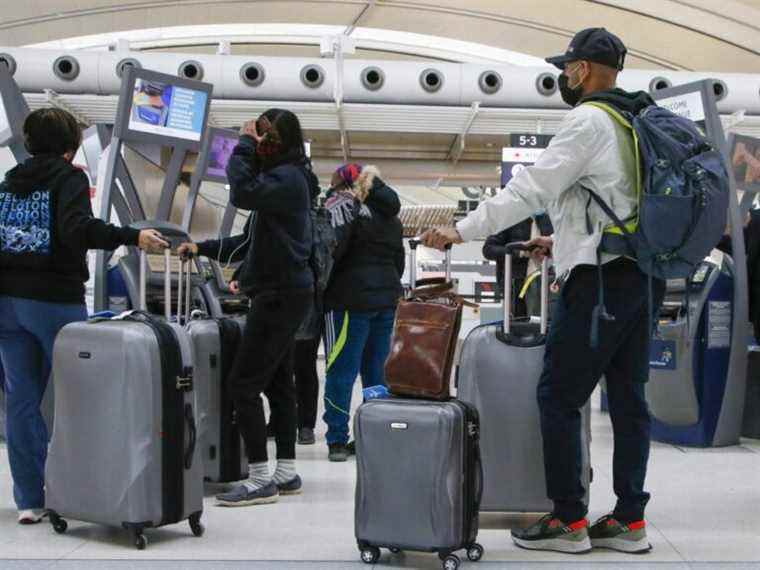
[139,250,147,312]
[164,248,172,321]
[503,252,512,335]
[540,257,549,335]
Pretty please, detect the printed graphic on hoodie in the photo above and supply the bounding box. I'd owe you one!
[0,189,52,254]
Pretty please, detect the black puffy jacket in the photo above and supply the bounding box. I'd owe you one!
[323,169,404,312]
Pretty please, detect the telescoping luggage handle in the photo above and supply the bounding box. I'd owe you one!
[407,238,452,290]
[138,248,192,325]
[503,242,549,336]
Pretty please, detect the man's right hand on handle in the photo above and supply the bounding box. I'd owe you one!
[177,242,199,260]
[138,229,169,253]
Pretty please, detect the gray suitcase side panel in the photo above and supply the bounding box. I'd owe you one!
[169,322,204,523]
[457,323,591,513]
[355,399,466,550]
[188,320,222,481]
[46,321,164,527]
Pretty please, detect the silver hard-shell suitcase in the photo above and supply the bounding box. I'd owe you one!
[188,314,248,483]
[45,250,204,549]
[354,398,484,570]
[457,244,591,513]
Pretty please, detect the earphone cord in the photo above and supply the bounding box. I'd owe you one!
[222,213,255,271]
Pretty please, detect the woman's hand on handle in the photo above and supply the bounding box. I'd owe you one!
[138,230,169,253]
[419,227,463,251]
[525,236,554,262]
[177,242,199,260]
[229,280,241,295]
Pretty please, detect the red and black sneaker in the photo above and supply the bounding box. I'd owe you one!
[589,514,652,553]
[511,514,591,554]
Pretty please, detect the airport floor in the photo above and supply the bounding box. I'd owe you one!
[1,380,759,570]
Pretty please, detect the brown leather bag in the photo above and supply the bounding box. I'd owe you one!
[385,278,467,400]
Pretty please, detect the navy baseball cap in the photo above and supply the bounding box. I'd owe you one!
[546,28,627,71]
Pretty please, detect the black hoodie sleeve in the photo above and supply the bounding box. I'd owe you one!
[196,216,252,263]
[482,228,511,261]
[227,135,307,212]
[57,170,140,251]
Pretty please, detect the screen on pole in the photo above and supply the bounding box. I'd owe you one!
[205,130,238,181]
[729,134,760,194]
[129,78,208,142]
[116,68,213,148]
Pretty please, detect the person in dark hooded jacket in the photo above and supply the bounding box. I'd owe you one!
[320,163,404,462]
[0,108,167,525]
[179,108,316,507]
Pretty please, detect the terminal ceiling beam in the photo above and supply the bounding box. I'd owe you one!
[448,102,481,166]
[345,1,377,36]
[43,89,90,126]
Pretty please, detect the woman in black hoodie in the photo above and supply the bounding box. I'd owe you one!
[321,164,404,462]
[0,108,166,524]
[179,109,316,506]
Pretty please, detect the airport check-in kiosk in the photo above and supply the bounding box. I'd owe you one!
[94,66,213,313]
[182,126,249,317]
[643,81,749,447]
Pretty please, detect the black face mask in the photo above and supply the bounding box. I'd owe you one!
[558,72,584,107]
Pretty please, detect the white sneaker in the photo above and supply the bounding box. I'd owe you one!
[18,509,46,525]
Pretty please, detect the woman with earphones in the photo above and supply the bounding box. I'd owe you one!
[179,108,318,508]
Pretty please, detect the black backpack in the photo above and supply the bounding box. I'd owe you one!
[296,207,337,340]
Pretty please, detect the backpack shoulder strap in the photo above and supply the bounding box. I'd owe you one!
[582,101,643,236]
[583,101,633,130]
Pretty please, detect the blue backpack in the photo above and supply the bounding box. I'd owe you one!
[583,101,730,280]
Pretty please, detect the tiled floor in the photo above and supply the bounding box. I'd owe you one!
[1,383,759,569]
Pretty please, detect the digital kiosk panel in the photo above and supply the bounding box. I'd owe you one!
[728,134,760,194]
[114,68,213,149]
[204,129,238,183]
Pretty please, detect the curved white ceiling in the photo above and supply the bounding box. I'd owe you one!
[25,24,548,65]
[0,0,758,71]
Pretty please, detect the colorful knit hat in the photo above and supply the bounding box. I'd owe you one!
[335,163,363,188]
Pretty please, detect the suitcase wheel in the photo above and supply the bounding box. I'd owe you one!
[467,543,484,562]
[49,513,68,535]
[189,513,205,538]
[134,533,148,551]
[360,546,380,564]
[439,553,461,570]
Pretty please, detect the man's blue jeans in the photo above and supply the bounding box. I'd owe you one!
[0,296,87,510]
[323,308,395,445]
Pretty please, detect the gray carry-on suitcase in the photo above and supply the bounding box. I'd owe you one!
[45,249,204,549]
[458,244,591,513]
[354,398,484,570]
[188,314,248,483]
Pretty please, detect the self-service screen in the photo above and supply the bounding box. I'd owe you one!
[729,134,760,193]
[128,77,208,142]
[205,131,238,181]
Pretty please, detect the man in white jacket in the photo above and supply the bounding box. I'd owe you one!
[422,28,665,555]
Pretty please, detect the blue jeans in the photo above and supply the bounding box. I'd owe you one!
[323,308,395,445]
[0,296,87,509]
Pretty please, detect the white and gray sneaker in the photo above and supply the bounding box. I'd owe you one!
[215,481,279,507]
[18,509,46,525]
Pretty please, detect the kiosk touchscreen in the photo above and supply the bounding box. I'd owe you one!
[205,129,239,183]
[117,70,212,147]
[728,134,760,194]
